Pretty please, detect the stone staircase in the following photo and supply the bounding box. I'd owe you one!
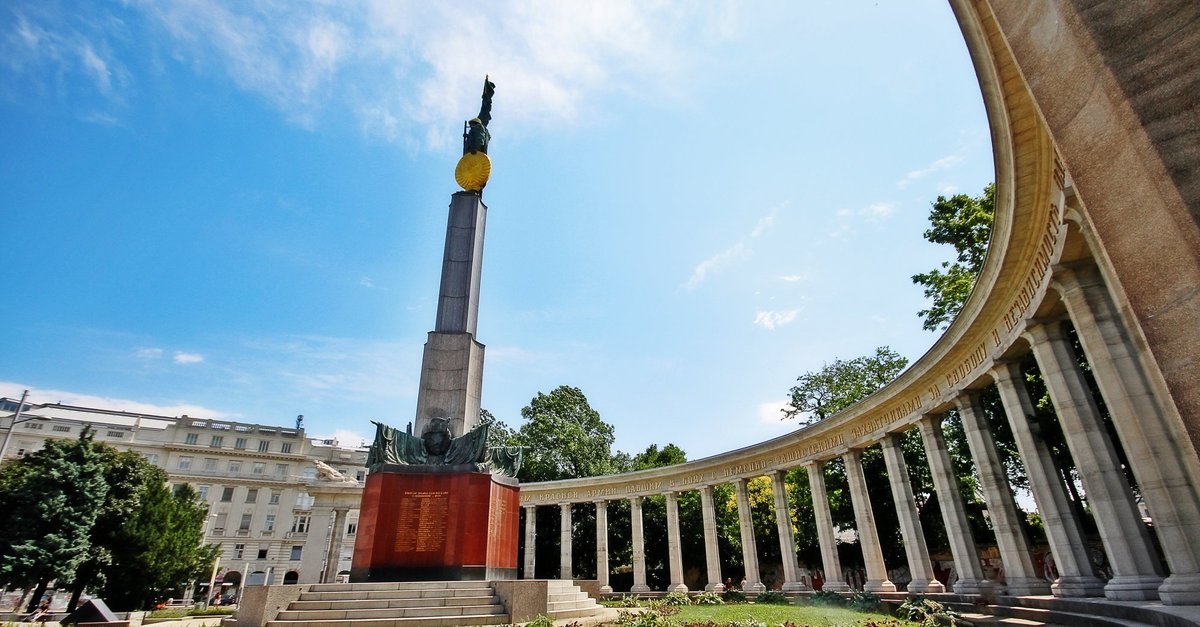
[265,581,509,627]
[544,580,605,621]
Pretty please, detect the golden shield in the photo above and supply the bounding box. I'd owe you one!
[455,152,492,192]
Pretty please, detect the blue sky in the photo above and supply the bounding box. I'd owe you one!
[0,1,993,460]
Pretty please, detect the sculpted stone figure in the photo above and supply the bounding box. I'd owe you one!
[463,76,496,155]
[313,459,358,484]
[366,416,522,477]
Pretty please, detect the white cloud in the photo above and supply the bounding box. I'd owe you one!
[753,309,798,330]
[863,202,895,218]
[779,274,808,283]
[898,152,965,188]
[173,352,205,364]
[0,381,225,419]
[311,427,373,449]
[359,276,375,288]
[757,399,791,424]
[685,206,781,290]
[135,347,164,359]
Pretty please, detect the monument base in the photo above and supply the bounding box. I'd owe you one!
[350,465,520,582]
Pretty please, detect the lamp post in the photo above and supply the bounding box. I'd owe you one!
[0,390,43,464]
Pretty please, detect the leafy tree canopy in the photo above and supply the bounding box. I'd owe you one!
[912,183,995,331]
[513,385,619,482]
[782,346,909,423]
[630,443,687,471]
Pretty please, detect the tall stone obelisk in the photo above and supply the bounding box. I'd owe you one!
[350,77,519,583]
[413,77,496,439]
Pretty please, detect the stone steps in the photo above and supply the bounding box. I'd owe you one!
[266,581,509,627]
[544,581,604,620]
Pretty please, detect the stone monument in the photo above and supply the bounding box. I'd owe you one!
[350,76,524,582]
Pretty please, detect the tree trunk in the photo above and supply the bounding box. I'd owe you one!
[26,579,49,613]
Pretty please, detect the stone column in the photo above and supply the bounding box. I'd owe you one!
[770,470,806,591]
[322,508,348,583]
[734,478,766,593]
[955,393,1050,595]
[991,361,1105,597]
[699,485,726,592]
[1056,266,1200,605]
[879,434,943,593]
[559,502,573,580]
[630,496,651,593]
[523,505,537,579]
[1027,322,1165,600]
[842,449,896,592]
[918,415,990,595]
[805,461,849,592]
[665,491,688,592]
[595,500,612,593]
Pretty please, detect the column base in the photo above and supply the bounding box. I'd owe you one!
[704,583,725,592]
[781,581,809,592]
[951,578,995,596]
[905,578,945,594]
[1158,573,1200,605]
[630,585,652,594]
[1103,575,1164,601]
[864,579,897,593]
[666,584,688,593]
[1004,577,1052,596]
[1050,575,1106,598]
[821,581,851,592]
[599,585,614,594]
[744,582,766,594]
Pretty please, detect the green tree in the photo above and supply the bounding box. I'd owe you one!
[513,386,618,482]
[911,183,995,331]
[101,482,219,610]
[479,408,517,448]
[783,346,909,423]
[0,427,109,611]
[631,443,687,470]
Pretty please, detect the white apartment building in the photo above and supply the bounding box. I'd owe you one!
[0,398,367,599]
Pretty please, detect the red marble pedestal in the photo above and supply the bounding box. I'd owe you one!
[349,467,520,582]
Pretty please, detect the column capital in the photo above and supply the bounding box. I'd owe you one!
[988,360,1024,386]
[629,495,643,506]
[917,413,944,432]
[593,498,607,507]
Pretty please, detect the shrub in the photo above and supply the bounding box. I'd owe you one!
[617,594,642,608]
[524,615,555,627]
[726,618,768,627]
[847,591,883,613]
[808,590,845,606]
[615,609,673,627]
[187,607,236,616]
[721,589,747,604]
[692,591,724,605]
[663,591,692,606]
[897,597,967,626]
[754,590,790,605]
[645,600,680,616]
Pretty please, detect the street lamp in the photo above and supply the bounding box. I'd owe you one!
[0,390,48,464]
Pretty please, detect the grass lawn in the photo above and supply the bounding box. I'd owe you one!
[651,604,917,626]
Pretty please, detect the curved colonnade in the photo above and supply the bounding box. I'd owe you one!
[517,0,1200,606]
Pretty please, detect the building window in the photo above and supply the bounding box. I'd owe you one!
[221,487,235,502]
[258,441,271,453]
[184,433,199,445]
[290,545,303,560]
[239,513,252,531]
[291,514,311,534]
[264,514,276,532]
[229,461,241,473]
[144,453,160,465]
[252,462,265,475]
[302,467,317,480]
[280,442,293,454]
[355,470,365,482]
[295,492,314,509]
[246,488,259,504]
[204,458,218,471]
[269,491,281,505]
[234,544,245,559]
[178,456,193,470]
[52,425,71,433]
[106,430,124,438]
[275,464,289,477]
[346,522,357,536]
[234,437,247,450]
[24,423,44,430]
[257,548,269,560]
[197,485,210,501]
[210,435,224,448]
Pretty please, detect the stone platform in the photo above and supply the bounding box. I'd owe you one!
[239,580,605,627]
